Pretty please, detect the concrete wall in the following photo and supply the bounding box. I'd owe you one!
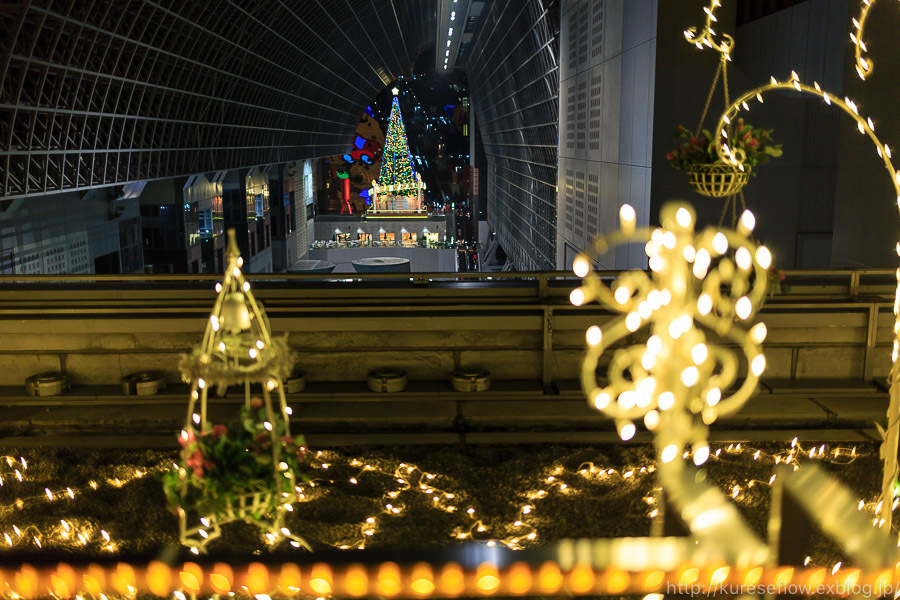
[0,277,891,391]
[557,0,657,270]
[733,0,848,268]
[557,0,890,271]
[249,246,273,273]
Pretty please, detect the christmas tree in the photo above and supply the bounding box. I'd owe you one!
[376,91,419,197]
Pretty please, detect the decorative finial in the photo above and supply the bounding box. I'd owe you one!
[226,228,240,261]
[392,87,399,96]
[572,201,769,453]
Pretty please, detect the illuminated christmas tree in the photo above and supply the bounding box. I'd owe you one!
[370,88,424,213]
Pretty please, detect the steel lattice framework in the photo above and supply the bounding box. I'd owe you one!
[467,0,559,271]
[0,0,435,199]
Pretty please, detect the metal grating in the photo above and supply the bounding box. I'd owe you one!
[466,0,559,271]
[0,0,436,200]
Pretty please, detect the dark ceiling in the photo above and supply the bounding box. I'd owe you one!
[0,0,436,198]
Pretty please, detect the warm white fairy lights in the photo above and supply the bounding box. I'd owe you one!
[846,0,900,534]
[710,74,898,202]
[849,0,887,80]
[307,439,881,561]
[572,197,777,564]
[572,202,769,462]
[681,0,900,538]
[0,437,887,581]
[709,71,900,529]
[174,229,304,554]
[682,0,733,60]
[0,458,167,553]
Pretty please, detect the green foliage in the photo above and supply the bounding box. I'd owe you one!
[766,268,790,296]
[378,96,418,197]
[667,119,783,173]
[162,402,311,520]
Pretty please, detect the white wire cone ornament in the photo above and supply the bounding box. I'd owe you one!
[166,229,309,554]
[571,201,769,468]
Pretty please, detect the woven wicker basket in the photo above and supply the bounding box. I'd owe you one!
[687,163,751,198]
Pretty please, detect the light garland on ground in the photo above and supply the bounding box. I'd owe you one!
[0,460,170,553]
[297,440,879,557]
[0,456,26,495]
[0,440,883,574]
[289,449,657,551]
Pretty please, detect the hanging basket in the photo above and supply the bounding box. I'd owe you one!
[686,163,751,198]
[164,229,310,554]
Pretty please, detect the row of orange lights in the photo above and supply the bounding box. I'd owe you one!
[2,561,898,598]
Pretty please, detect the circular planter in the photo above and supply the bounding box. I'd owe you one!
[451,369,492,392]
[687,163,751,198]
[25,372,69,397]
[367,368,408,393]
[121,371,166,396]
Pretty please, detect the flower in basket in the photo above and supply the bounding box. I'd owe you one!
[162,402,313,526]
[667,120,783,173]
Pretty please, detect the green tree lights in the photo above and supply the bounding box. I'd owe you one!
[377,95,418,196]
[370,89,425,214]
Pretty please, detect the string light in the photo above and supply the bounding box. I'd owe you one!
[2,559,899,598]
[370,93,425,212]
[709,73,900,532]
[849,0,890,80]
[0,438,883,568]
[682,0,900,538]
[174,230,305,553]
[683,0,733,60]
[571,201,769,476]
[0,458,165,553]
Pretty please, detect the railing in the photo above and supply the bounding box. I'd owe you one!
[0,268,893,444]
[0,268,893,290]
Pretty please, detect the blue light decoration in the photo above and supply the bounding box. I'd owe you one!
[342,138,380,166]
[444,104,456,116]
[366,105,374,117]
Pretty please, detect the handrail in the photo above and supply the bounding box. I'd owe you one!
[0,268,893,284]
